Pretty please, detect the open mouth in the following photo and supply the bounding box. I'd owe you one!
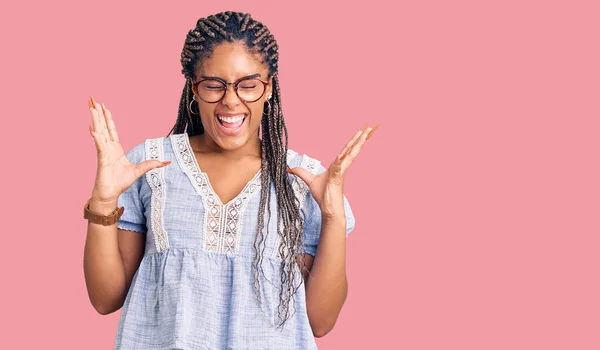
[215,113,248,135]
[217,114,246,129]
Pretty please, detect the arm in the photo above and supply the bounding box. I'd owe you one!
[303,215,348,338]
[289,124,376,338]
[83,97,167,315]
[83,198,145,315]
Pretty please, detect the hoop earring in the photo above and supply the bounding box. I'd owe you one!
[264,99,272,115]
[188,95,199,114]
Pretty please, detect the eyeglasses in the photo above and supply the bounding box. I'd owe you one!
[192,75,270,103]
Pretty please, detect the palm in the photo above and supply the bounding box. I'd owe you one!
[299,166,340,217]
[88,97,170,202]
[94,147,136,202]
[288,124,377,218]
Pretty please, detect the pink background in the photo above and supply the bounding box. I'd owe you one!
[2,0,599,349]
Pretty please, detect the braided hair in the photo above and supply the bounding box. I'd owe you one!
[168,11,307,327]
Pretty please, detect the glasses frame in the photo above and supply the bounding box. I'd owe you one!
[192,76,270,104]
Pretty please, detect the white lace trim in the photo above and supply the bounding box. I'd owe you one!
[272,152,320,260]
[145,138,169,252]
[170,133,261,254]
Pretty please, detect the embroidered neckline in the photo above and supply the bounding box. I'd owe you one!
[170,133,262,254]
[172,133,261,206]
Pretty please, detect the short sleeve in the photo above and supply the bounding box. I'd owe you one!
[301,163,356,257]
[117,142,147,234]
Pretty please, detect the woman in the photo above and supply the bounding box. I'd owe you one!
[83,11,378,349]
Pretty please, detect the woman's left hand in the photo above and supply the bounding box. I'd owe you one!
[287,124,379,219]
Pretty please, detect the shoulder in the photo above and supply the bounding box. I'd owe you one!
[286,148,327,175]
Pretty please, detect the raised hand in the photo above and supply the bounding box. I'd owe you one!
[88,96,170,203]
[286,124,379,219]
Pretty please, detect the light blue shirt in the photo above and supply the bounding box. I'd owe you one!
[114,133,355,350]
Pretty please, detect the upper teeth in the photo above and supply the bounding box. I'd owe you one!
[218,115,244,123]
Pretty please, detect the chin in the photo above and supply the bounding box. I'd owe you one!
[215,136,250,151]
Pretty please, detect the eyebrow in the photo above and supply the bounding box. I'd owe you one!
[200,73,262,82]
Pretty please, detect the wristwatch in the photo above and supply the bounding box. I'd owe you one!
[83,198,124,226]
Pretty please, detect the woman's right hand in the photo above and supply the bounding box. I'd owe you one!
[88,96,171,203]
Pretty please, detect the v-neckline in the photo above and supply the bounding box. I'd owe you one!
[180,133,262,207]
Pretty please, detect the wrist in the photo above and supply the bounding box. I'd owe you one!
[320,204,346,220]
[88,197,119,215]
[321,214,346,229]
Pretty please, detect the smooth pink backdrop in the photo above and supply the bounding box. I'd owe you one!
[1,0,599,349]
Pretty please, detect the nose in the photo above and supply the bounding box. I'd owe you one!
[221,84,242,108]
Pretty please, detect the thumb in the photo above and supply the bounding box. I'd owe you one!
[136,159,171,175]
[286,167,315,186]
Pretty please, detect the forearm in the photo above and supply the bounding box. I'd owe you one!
[83,198,127,315]
[305,214,348,337]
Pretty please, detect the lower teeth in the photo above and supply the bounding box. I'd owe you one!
[218,117,244,128]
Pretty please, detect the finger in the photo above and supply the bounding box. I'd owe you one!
[341,126,372,169]
[89,97,102,135]
[89,124,106,153]
[89,105,108,145]
[339,124,368,161]
[366,123,380,140]
[102,103,120,143]
[286,167,316,186]
[339,125,367,158]
[136,160,172,177]
[91,96,110,143]
[90,107,109,145]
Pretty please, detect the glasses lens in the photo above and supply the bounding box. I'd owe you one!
[198,80,226,102]
[237,79,265,102]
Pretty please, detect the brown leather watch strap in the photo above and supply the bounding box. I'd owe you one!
[83,198,124,226]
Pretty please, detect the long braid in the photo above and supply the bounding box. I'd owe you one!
[169,12,305,327]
